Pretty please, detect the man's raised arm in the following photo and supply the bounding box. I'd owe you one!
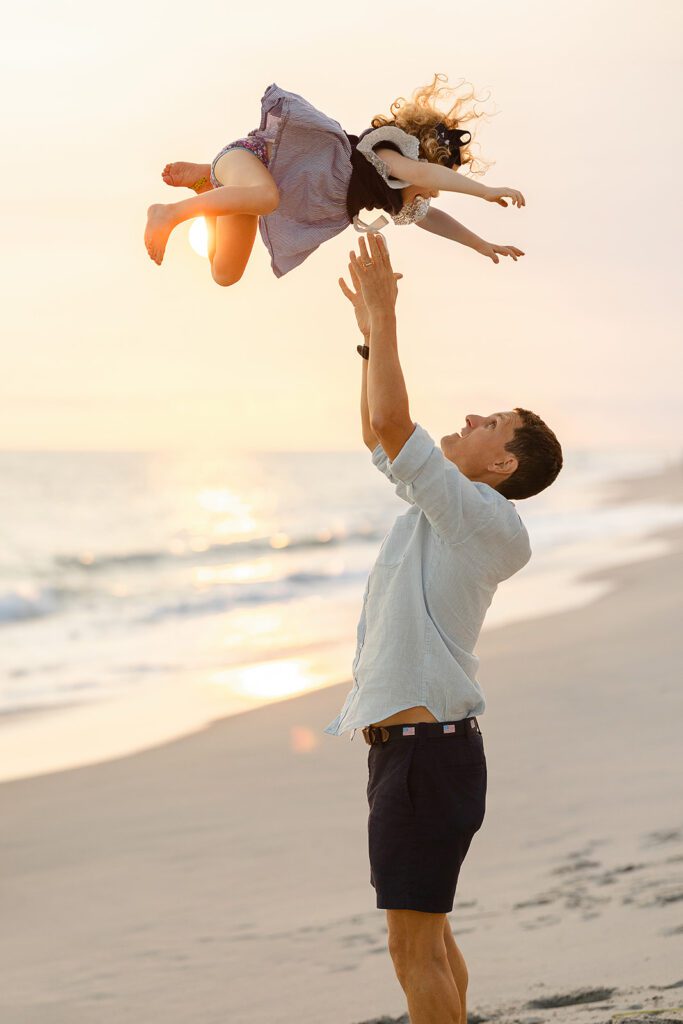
[351,234,415,461]
[338,250,403,453]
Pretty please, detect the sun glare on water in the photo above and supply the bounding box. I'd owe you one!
[189,217,208,257]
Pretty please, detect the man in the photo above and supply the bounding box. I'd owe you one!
[323,233,563,1024]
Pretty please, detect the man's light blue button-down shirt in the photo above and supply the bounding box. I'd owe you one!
[323,422,532,740]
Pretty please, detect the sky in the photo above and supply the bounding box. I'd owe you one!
[1,0,681,452]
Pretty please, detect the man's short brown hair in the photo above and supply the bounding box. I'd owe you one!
[496,407,563,500]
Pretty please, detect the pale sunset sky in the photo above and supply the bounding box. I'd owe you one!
[2,0,681,452]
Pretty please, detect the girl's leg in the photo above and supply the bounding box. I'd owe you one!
[209,213,258,287]
[144,148,278,265]
[158,162,224,266]
[206,149,263,286]
[206,215,218,264]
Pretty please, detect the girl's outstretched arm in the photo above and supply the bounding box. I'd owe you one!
[374,147,525,207]
[415,206,525,264]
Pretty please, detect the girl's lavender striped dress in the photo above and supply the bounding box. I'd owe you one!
[215,83,355,278]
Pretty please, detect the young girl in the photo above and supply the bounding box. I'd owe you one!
[144,74,525,283]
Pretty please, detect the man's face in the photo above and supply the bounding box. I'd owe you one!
[440,410,522,486]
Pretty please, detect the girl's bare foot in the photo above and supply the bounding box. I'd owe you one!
[161,162,213,192]
[144,204,177,265]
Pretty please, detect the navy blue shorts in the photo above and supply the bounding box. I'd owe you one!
[365,717,487,913]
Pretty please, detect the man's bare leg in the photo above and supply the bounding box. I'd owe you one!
[443,915,469,1022]
[386,909,463,1023]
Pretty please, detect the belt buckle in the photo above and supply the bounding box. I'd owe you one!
[363,726,390,745]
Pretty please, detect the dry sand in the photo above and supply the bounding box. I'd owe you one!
[2,466,682,1024]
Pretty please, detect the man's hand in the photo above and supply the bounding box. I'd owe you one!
[338,260,371,338]
[348,234,402,318]
[339,235,402,336]
[474,239,526,264]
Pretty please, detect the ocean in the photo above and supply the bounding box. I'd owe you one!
[1,445,682,777]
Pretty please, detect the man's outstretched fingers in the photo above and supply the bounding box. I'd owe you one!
[375,232,394,274]
[339,277,354,301]
[368,232,380,262]
[358,235,371,266]
[372,232,389,267]
[349,261,362,288]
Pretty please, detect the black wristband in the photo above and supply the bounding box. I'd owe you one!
[357,343,370,360]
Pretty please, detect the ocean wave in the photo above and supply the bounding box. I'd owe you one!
[138,566,369,624]
[54,527,385,573]
[0,586,57,624]
[0,562,370,630]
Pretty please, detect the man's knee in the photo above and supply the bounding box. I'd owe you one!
[388,935,448,978]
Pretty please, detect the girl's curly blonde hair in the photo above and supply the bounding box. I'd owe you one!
[371,72,496,176]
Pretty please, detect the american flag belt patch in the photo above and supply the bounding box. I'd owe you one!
[362,720,479,745]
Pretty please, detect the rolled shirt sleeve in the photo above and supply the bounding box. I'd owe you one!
[384,422,502,545]
[371,443,415,505]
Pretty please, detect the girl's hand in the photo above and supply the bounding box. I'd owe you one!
[475,240,526,264]
[483,186,525,208]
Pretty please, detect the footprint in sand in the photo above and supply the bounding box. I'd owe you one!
[642,827,683,847]
[526,985,618,1009]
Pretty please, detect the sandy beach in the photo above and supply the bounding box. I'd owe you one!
[2,462,683,1024]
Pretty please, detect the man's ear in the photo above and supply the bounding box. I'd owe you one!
[489,453,518,478]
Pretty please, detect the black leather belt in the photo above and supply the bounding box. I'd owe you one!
[362,717,481,745]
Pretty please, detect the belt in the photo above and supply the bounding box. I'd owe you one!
[362,717,481,745]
